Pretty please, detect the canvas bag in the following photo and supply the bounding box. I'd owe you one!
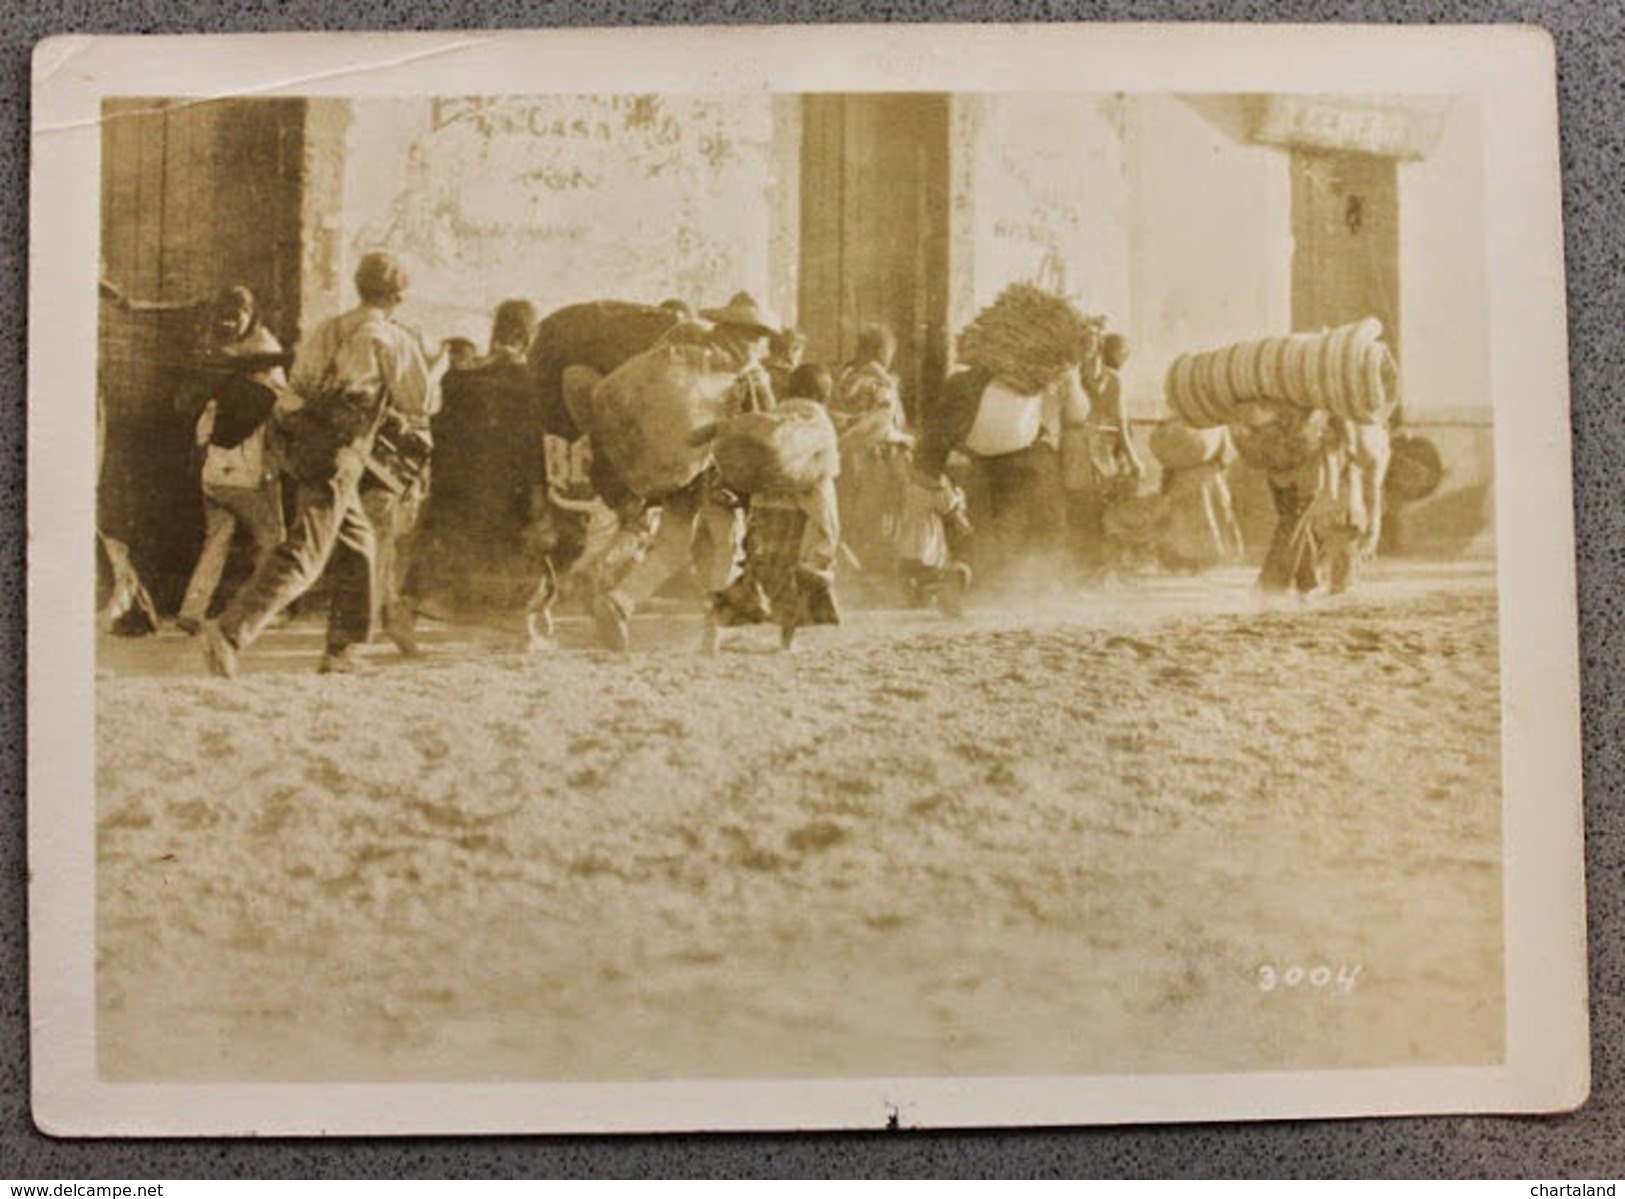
[271,316,393,483]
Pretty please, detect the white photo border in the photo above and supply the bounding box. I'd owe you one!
[28,21,1588,1135]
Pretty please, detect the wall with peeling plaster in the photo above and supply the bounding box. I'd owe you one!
[312,94,799,345]
[947,93,1291,418]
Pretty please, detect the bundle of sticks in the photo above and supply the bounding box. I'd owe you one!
[955,284,1101,395]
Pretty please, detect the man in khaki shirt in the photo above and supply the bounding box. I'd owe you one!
[203,251,444,677]
[293,261,445,660]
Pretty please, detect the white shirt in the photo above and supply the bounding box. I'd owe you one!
[964,378,1047,457]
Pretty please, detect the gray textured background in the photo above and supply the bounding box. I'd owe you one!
[3,0,1619,1179]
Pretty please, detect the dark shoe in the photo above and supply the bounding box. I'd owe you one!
[712,580,771,627]
[591,591,631,652]
[175,616,202,636]
[318,646,370,675]
[796,569,840,627]
[200,621,238,679]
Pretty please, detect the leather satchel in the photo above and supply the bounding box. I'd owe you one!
[268,334,390,484]
[366,407,433,495]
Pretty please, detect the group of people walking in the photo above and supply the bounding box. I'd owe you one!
[110,252,448,677]
[116,250,1386,677]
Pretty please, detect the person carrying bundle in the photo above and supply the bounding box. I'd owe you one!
[201,251,448,677]
[587,291,781,652]
[705,396,843,653]
[1166,318,1397,596]
[1233,401,1389,597]
[894,465,973,616]
[517,297,688,647]
[922,285,1098,592]
[175,286,290,634]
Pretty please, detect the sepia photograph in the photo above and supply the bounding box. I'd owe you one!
[28,23,1586,1134]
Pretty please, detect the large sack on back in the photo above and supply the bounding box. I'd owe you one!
[1384,431,1444,503]
[712,399,840,494]
[587,342,737,499]
[1150,421,1228,472]
[528,300,682,440]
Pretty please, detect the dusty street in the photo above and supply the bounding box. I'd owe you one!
[95,563,1503,1082]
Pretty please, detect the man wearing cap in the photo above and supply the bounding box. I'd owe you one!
[588,291,781,651]
[201,251,445,677]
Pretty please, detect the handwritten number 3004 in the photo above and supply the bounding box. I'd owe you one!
[1258,964,1362,994]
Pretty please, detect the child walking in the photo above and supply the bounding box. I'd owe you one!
[894,463,973,617]
[706,475,841,653]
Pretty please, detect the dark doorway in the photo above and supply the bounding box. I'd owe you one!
[1290,148,1400,353]
[98,97,308,611]
[798,94,951,425]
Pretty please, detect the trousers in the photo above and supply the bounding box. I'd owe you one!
[1259,481,1322,595]
[608,489,742,613]
[361,470,427,634]
[217,449,375,653]
[977,440,1065,581]
[178,479,286,623]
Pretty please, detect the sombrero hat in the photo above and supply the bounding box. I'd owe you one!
[699,291,779,337]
